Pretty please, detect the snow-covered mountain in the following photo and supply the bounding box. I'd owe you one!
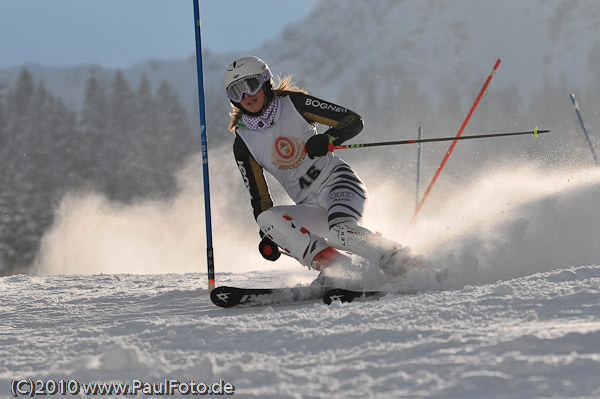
[263,0,600,108]
[1,0,599,119]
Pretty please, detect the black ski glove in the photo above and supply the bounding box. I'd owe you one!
[259,236,281,261]
[305,134,334,159]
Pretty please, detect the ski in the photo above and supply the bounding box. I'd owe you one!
[323,288,418,305]
[210,285,320,308]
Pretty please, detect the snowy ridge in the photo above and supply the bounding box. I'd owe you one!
[1,0,599,113]
[281,0,600,105]
[2,266,600,398]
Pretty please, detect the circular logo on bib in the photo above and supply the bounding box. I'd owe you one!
[272,136,306,170]
[275,137,295,159]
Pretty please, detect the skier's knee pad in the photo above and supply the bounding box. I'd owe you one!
[257,208,328,268]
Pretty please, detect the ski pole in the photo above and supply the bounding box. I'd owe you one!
[570,93,599,166]
[416,126,423,211]
[332,128,549,150]
[193,0,216,293]
[409,58,501,226]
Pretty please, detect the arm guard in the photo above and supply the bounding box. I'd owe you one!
[233,135,273,220]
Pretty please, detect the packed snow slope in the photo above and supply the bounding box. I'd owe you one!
[3,166,600,398]
[2,266,600,399]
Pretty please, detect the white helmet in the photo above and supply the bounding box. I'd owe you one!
[224,55,273,103]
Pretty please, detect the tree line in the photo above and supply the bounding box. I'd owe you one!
[0,68,199,274]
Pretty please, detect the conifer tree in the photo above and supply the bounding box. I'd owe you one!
[128,74,158,196]
[80,70,111,191]
[107,70,137,200]
[154,79,197,195]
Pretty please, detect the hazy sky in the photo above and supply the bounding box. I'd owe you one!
[0,0,319,69]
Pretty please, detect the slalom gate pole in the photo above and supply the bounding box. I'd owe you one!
[570,93,599,166]
[332,128,549,150]
[408,58,501,226]
[416,126,423,211]
[193,0,215,292]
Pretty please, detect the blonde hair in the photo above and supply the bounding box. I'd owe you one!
[228,75,307,132]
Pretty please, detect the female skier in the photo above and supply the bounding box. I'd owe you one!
[225,55,417,283]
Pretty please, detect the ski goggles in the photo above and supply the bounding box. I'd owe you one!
[226,69,272,102]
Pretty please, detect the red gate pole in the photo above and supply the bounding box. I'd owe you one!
[409,59,501,226]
